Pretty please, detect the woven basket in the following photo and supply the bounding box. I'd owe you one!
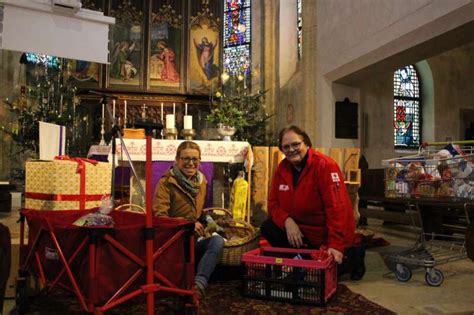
[203,207,260,266]
[115,203,146,214]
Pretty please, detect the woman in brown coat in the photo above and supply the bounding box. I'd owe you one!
[153,141,224,299]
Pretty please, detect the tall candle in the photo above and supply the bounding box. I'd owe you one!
[173,102,176,115]
[161,102,164,121]
[112,99,116,118]
[166,114,175,129]
[124,100,127,121]
[184,115,192,129]
[185,103,188,116]
[102,104,105,121]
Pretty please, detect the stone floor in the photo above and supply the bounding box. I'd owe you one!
[343,221,474,315]
[1,210,474,315]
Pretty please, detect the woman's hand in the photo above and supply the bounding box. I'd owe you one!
[195,221,205,236]
[327,248,344,264]
[284,217,304,248]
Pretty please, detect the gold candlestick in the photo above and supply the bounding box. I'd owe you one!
[180,128,196,140]
[164,128,178,140]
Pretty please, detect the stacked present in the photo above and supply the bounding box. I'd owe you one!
[25,157,112,211]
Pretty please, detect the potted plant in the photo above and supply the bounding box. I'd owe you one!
[206,98,248,141]
[206,74,271,143]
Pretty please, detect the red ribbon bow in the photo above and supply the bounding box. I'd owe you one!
[54,155,99,209]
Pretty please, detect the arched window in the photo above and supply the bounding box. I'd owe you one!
[393,65,421,148]
[297,0,302,60]
[223,0,251,75]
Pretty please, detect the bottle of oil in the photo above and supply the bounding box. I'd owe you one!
[230,171,248,221]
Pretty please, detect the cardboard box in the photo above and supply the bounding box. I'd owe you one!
[25,159,112,210]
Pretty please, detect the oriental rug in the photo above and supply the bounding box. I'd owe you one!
[12,280,395,315]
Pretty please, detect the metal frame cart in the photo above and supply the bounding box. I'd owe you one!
[16,98,200,314]
[382,141,474,286]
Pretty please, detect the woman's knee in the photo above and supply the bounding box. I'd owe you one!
[209,234,225,251]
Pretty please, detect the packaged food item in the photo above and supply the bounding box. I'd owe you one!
[230,171,248,221]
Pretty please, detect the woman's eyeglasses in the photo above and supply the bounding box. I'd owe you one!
[281,141,303,152]
[179,157,201,164]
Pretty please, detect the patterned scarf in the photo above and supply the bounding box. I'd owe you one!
[171,165,202,197]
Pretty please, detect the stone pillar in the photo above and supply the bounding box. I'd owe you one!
[262,0,280,143]
[300,0,318,143]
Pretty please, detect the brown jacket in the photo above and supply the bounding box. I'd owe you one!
[153,169,207,221]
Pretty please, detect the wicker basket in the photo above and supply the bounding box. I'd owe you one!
[203,207,260,266]
[115,203,146,214]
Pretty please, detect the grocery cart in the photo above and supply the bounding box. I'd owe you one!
[382,141,474,286]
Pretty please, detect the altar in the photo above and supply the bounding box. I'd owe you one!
[113,139,252,208]
[115,139,251,163]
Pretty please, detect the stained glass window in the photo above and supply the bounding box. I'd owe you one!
[21,53,60,68]
[223,0,251,75]
[297,0,302,60]
[393,65,421,148]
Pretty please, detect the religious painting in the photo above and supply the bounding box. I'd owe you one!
[148,0,184,91]
[107,0,145,89]
[188,1,221,95]
[64,0,104,87]
[65,60,100,86]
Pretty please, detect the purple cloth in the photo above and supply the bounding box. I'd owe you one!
[115,166,130,186]
[151,162,214,208]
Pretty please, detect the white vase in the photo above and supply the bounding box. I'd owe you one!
[217,124,236,141]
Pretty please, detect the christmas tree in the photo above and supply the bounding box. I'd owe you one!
[2,53,86,156]
[0,53,90,185]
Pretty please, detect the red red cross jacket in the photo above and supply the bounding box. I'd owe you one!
[268,148,355,252]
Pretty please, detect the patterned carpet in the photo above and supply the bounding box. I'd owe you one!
[13,280,394,315]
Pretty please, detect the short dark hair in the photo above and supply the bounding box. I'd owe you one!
[176,141,201,159]
[278,125,313,150]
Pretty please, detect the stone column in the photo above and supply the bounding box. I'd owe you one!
[261,0,280,143]
[300,0,318,143]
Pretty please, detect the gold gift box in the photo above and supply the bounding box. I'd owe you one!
[25,159,112,210]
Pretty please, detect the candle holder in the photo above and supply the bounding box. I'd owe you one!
[180,128,196,140]
[99,122,106,145]
[164,127,178,140]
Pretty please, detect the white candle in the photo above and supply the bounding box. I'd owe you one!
[101,104,105,121]
[173,102,176,115]
[184,115,192,130]
[185,103,188,116]
[112,99,116,118]
[166,114,175,129]
[161,102,164,121]
[124,100,127,121]
[221,192,224,208]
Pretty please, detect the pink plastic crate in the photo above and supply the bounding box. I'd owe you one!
[242,246,337,305]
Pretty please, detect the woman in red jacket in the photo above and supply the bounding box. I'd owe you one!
[261,125,359,273]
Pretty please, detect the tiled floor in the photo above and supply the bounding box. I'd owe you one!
[1,209,474,315]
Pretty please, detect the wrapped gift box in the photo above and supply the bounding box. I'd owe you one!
[25,159,112,210]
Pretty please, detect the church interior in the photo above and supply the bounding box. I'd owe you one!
[0,0,473,314]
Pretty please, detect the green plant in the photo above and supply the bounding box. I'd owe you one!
[206,74,272,145]
[206,98,248,131]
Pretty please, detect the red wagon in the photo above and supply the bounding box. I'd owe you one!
[17,209,199,314]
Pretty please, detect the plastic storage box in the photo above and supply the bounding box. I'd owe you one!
[242,247,337,305]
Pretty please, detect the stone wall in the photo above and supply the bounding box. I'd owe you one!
[314,0,473,149]
[360,42,474,168]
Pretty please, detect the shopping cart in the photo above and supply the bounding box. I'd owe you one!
[382,141,474,286]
